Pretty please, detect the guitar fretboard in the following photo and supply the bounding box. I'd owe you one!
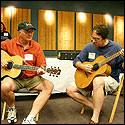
[99,51,121,67]
[13,64,47,72]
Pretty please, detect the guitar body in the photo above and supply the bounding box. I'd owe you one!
[1,50,23,78]
[75,56,111,91]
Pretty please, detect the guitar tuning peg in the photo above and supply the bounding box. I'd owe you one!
[49,74,51,76]
[53,75,55,77]
[56,75,58,77]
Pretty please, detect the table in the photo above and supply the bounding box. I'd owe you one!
[42,58,76,93]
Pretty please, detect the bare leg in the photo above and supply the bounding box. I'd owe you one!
[1,77,16,107]
[28,80,54,116]
[91,77,105,123]
[66,85,93,110]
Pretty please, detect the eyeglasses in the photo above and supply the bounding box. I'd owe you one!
[23,29,34,34]
[90,36,101,41]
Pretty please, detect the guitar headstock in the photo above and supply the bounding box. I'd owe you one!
[47,66,61,77]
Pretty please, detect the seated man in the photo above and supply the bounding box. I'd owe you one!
[1,21,54,124]
[66,24,124,124]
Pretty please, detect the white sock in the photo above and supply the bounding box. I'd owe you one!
[26,115,36,120]
[9,105,16,110]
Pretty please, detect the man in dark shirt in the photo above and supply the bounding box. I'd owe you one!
[66,24,124,124]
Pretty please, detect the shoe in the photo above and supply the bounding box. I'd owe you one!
[22,117,36,124]
[89,120,99,124]
[7,108,17,123]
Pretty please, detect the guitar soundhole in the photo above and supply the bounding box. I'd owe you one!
[7,62,13,70]
[93,63,99,71]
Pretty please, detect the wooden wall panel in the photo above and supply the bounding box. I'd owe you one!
[93,14,108,28]
[11,8,31,38]
[114,16,124,48]
[1,7,11,32]
[76,12,92,50]
[58,11,74,50]
[38,10,56,50]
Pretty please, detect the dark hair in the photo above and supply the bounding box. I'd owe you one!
[1,22,6,31]
[93,24,109,39]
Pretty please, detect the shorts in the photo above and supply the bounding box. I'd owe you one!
[3,76,46,93]
[71,76,119,96]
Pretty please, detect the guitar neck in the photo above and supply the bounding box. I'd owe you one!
[99,51,121,67]
[13,64,47,72]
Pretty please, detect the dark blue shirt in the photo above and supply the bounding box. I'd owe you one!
[73,40,123,82]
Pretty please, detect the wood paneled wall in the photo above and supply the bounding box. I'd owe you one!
[11,8,31,38]
[1,7,124,51]
[38,10,56,50]
[76,12,92,50]
[93,14,108,28]
[1,7,11,32]
[114,16,124,48]
[58,11,74,50]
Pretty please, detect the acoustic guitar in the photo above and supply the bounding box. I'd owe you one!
[1,50,61,78]
[75,51,121,91]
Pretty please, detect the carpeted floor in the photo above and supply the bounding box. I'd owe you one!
[1,93,124,124]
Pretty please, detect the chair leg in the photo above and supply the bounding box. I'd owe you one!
[80,105,85,114]
[36,113,39,121]
[109,75,124,123]
[1,102,7,120]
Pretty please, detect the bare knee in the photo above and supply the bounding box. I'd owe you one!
[48,81,54,92]
[1,77,16,97]
[43,80,54,94]
[93,77,105,91]
[66,85,76,96]
[1,77,15,94]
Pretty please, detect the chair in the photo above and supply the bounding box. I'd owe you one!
[109,74,124,123]
[1,88,39,122]
[80,74,124,123]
